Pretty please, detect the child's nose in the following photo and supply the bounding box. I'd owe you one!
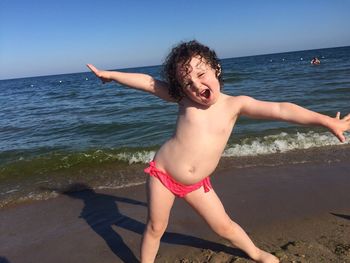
[192,79,202,91]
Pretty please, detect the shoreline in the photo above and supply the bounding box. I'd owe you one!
[1,143,350,209]
[1,158,350,262]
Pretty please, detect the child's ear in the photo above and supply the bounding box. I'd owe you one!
[216,65,222,77]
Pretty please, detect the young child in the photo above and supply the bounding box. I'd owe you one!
[87,40,350,263]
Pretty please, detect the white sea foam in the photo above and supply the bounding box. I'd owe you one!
[97,181,146,190]
[116,150,156,164]
[112,131,348,163]
[223,131,347,157]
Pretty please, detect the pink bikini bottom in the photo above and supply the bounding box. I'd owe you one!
[144,161,212,198]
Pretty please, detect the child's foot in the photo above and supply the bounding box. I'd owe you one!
[254,249,279,263]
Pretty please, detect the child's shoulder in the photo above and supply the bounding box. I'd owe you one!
[222,93,251,106]
[221,94,255,115]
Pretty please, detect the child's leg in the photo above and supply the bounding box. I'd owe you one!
[184,188,279,263]
[141,176,175,263]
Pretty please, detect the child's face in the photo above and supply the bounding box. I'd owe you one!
[176,56,221,106]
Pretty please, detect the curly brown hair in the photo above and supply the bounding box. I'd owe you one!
[162,40,223,101]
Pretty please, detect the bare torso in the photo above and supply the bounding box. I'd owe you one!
[154,93,239,184]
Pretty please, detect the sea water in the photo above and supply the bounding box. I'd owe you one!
[0,46,349,206]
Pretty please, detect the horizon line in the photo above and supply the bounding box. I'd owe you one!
[1,44,349,81]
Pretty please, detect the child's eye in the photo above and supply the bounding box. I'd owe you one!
[198,72,205,78]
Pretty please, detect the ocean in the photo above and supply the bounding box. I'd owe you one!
[1,46,349,207]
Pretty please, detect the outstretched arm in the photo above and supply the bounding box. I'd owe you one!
[237,95,350,142]
[87,64,176,102]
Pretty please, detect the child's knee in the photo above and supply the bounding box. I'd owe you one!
[214,219,235,238]
[146,220,168,238]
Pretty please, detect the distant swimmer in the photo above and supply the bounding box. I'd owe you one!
[311,57,320,65]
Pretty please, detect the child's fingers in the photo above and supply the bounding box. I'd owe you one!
[343,113,350,121]
[86,64,110,84]
[86,64,99,75]
[336,132,346,143]
[86,64,94,71]
[336,112,341,119]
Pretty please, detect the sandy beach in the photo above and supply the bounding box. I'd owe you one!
[1,152,350,263]
[2,2,350,263]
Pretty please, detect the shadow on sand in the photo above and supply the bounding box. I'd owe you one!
[330,212,350,221]
[46,183,246,262]
[0,257,11,263]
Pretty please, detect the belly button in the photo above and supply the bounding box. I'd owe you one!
[189,166,195,173]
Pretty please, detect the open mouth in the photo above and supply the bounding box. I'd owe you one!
[200,89,211,99]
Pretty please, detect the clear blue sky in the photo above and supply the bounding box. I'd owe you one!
[1,0,349,80]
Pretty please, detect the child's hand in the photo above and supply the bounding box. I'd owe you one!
[330,112,350,143]
[87,64,112,84]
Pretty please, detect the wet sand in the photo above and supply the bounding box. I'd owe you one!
[1,159,350,263]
